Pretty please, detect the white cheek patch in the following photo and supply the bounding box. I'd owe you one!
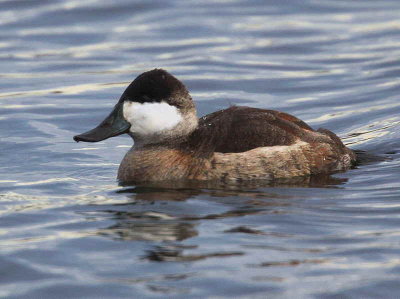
[123,101,182,135]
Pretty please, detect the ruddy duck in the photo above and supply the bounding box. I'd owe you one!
[74,69,356,183]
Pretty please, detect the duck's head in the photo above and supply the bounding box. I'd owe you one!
[73,69,197,146]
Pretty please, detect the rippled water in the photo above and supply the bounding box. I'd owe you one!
[1,0,400,298]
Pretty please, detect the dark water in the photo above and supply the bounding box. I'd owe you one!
[1,0,400,298]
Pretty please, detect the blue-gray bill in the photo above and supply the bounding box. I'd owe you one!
[73,101,130,143]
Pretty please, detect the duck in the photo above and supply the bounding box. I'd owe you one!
[74,69,356,184]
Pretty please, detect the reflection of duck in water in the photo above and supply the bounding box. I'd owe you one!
[74,69,356,184]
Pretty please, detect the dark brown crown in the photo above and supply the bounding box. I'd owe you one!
[121,69,194,110]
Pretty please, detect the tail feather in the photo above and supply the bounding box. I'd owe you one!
[353,150,390,166]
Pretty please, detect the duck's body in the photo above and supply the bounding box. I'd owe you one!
[74,69,356,184]
[118,106,355,183]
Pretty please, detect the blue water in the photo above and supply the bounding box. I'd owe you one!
[0,0,399,298]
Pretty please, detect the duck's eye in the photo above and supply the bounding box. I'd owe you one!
[141,95,151,101]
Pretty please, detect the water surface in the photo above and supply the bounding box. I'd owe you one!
[1,0,400,298]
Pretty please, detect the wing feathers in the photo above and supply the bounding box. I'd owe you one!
[186,106,315,155]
